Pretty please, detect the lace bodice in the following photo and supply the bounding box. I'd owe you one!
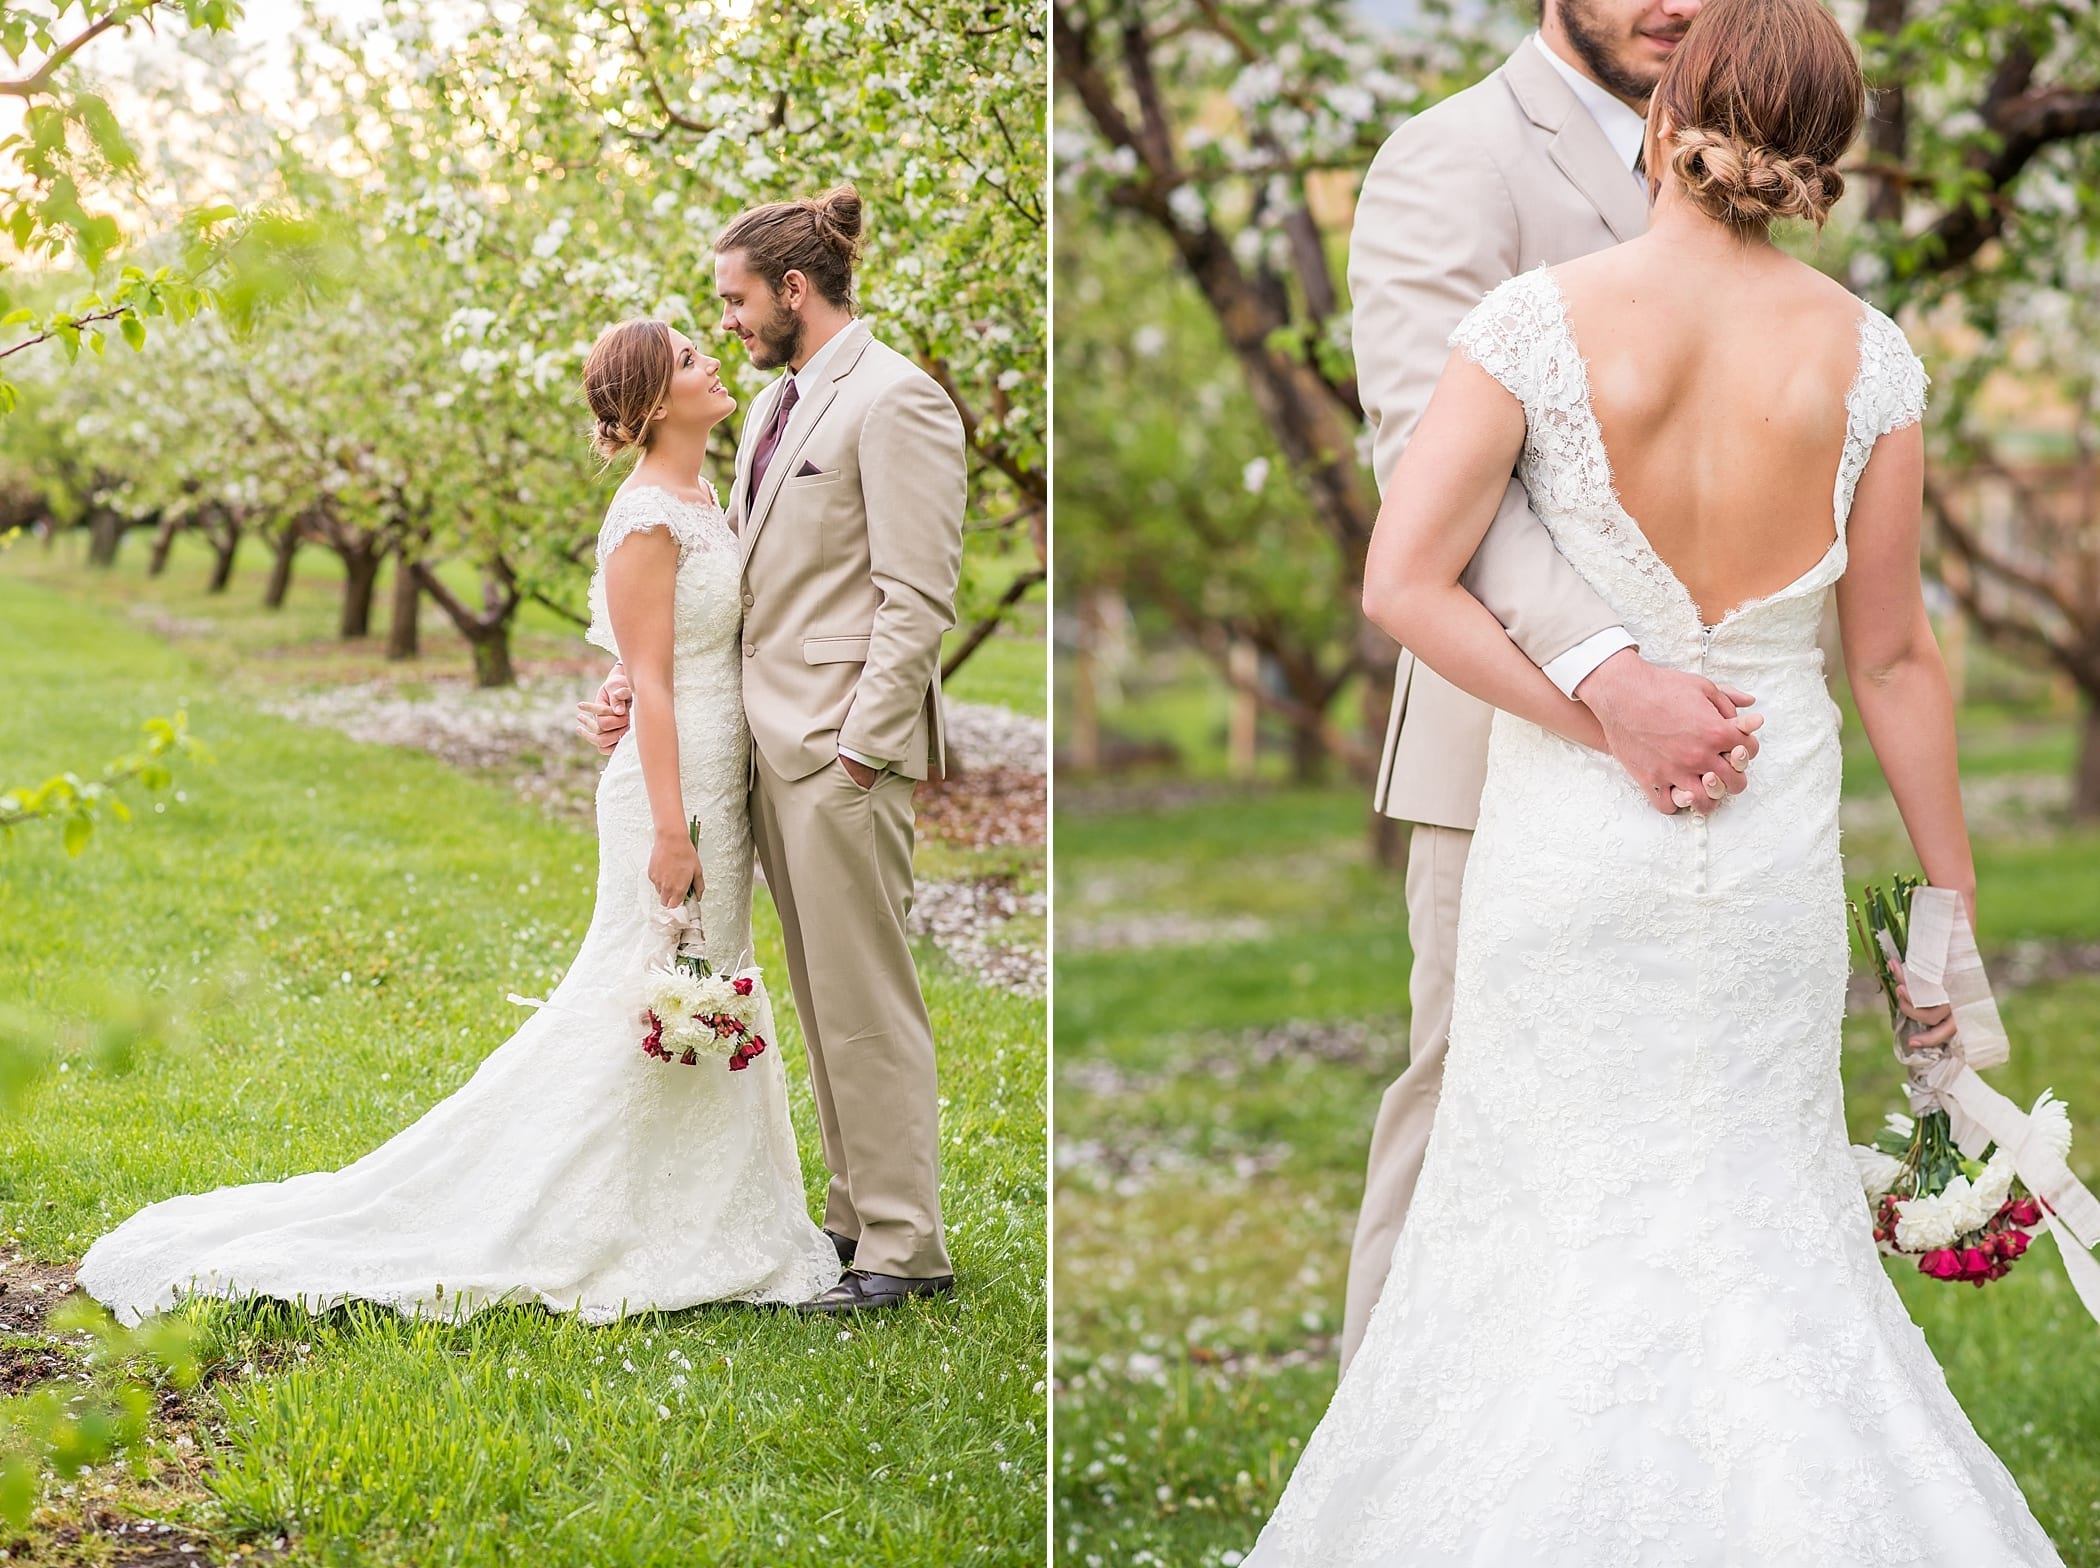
[584,484,739,664]
[1447,266,1927,674]
[582,483,755,973]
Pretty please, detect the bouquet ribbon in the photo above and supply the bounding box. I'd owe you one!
[1878,886,2100,1322]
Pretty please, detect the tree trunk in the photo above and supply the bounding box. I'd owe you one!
[1863,0,1909,224]
[263,526,300,609]
[206,516,242,594]
[147,513,180,577]
[467,626,514,689]
[2074,697,2100,823]
[1228,639,1260,779]
[340,545,381,639]
[1289,714,1326,785]
[87,508,122,567]
[413,557,521,689]
[387,552,421,661]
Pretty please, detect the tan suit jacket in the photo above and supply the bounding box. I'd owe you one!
[734,319,966,782]
[1354,37,1649,831]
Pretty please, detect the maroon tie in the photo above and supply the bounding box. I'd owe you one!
[745,377,800,516]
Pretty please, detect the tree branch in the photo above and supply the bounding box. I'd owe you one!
[0,5,147,100]
[942,567,1045,679]
[1911,82,2100,274]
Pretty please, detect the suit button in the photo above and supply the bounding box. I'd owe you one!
[742,592,754,608]
[743,642,756,658]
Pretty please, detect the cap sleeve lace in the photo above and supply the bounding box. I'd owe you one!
[1447,268,1560,408]
[1858,306,1928,439]
[1833,308,1930,529]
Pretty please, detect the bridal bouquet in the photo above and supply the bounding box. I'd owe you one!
[1848,877,2073,1288]
[640,819,769,1071]
[641,958,768,1071]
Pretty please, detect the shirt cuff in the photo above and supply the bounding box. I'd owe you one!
[1542,626,1639,700]
[837,745,891,772]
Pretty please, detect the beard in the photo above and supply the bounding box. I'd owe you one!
[744,299,804,371]
[1559,0,1672,104]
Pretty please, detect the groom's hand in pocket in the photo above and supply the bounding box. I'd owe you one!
[839,754,879,790]
[1576,649,1762,816]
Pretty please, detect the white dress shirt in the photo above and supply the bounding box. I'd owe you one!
[777,322,892,774]
[1527,33,1647,697]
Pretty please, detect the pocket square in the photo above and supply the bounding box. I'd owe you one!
[795,460,824,478]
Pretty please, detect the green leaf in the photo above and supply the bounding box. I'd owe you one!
[62,813,93,858]
[119,313,146,351]
[0,1454,36,1531]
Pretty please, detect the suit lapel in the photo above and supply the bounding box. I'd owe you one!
[731,377,781,536]
[1503,37,1648,245]
[738,320,875,570]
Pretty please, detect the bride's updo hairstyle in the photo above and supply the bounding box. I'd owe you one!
[713,185,864,310]
[1651,0,1864,234]
[583,318,676,463]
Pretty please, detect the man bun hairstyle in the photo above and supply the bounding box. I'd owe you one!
[583,318,675,463]
[714,185,864,309]
[1652,0,1863,233]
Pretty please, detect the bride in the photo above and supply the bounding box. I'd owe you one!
[1244,1,2063,1563]
[78,319,840,1324]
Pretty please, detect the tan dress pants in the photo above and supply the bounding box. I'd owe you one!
[748,748,952,1279]
[1338,821,1472,1372]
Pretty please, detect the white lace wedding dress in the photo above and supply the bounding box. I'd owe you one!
[1245,271,2064,1566]
[79,486,839,1325]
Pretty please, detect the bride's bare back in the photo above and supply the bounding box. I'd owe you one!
[1553,242,1866,628]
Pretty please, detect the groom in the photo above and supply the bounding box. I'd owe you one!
[587,187,967,1313]
[1341,0,1769,1366]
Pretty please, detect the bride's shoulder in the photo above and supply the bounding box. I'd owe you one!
[1851,303,1929,436]
[597,486,679,560]
[1448,267,1562,395]
[596,484,723,561]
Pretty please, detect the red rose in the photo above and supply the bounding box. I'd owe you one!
[1959,1246,1990,1276]
[728,1054,751,1071]
[733,977,755,996]
[1919,1250,1961,1280]
[2007,1198,2043,1229]
[679,1046,699,1066]
[2004,1229,2030,1258]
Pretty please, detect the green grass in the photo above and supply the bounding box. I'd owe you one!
[0,563,1047,1567]
[1055,721,2100,1566]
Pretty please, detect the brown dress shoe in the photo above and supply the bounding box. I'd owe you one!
[794,1270,956,1314]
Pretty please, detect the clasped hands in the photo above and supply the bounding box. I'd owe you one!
[1577,647,1763,818]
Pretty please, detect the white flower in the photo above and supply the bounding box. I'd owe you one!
[1242,457,1271,494]
[531,217,572,260]
[1850,1145,1905,1199]
[1166,185,1209,234]
[2026,1091,2074,1164]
